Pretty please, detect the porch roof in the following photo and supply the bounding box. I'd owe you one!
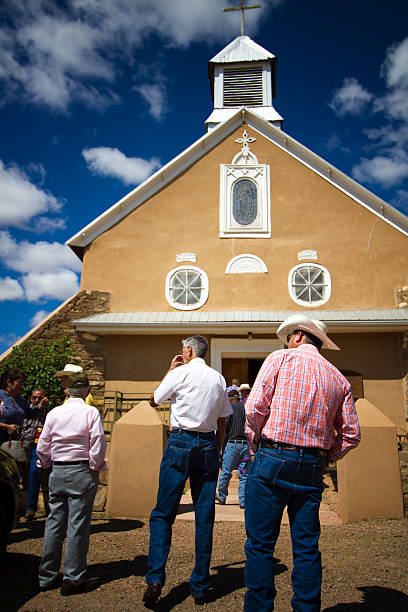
[73,309,408,335]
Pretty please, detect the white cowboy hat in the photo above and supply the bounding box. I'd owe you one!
[54,363,84,377]
[276,315,340,351]
[237,383,252,393]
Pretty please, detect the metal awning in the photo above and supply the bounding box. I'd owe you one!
[73,309,408,335]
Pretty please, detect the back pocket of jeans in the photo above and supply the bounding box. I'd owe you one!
[168,445,190,474]
[204,446,219,473]
[257,451,285,483]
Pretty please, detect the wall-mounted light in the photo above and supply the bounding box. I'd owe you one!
[248,332,253,340]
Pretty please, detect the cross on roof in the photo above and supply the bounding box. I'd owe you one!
[223,1,262,36]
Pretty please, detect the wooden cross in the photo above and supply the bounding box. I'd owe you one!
[223,1,262,36]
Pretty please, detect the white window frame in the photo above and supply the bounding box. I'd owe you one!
[219,164,271,238]
[288,263,331,307]
[165,265,209,311]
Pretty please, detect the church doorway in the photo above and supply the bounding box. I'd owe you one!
[222,357,264,387]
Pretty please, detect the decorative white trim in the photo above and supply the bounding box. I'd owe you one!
[226,254,268,274]
[176,253,196,263]
[298,250,318,261]
[210,338,282,373]
[220,130,271,238]
[165,265,209,311]
[288,263,331,307]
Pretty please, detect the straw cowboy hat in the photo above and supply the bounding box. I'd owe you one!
[237,383,252,393]
[276,314,340,351]
[54,363,84,377]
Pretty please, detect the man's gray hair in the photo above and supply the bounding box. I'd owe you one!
[182,335,208,358]
[67,387,89,399]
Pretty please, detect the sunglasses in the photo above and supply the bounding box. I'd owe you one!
[286,330,302,343]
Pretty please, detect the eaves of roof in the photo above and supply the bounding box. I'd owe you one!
[66,108,408,260]
[73,309,408,335]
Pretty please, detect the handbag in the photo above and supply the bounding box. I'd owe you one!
[0,434,28,463]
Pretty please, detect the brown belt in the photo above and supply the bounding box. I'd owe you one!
[260,439,327,457]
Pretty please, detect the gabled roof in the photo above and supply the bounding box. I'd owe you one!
[66,107,408,259]
[209,35,275,64]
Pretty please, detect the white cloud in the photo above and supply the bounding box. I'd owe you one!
[134,83,168,121]
[0,231,81,303]
[330,37,408,192]
[326,133,350,154]
[0,160,64,229]
[0,231,81,274]
[0,277,24,301]
[82,147,161,185]
[0,0,285,113]
[22,270,80,302]
[352,155,408,188]
[329,77,373,117]
[30,310,49,327]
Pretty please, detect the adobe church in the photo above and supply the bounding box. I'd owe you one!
[3,29,408,519]
[66,34,408,428]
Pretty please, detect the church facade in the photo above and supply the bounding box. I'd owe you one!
[5,35,408,430]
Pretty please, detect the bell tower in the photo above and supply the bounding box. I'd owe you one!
[205,35,284,131]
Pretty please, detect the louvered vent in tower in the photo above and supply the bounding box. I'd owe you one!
[223,65,263,107]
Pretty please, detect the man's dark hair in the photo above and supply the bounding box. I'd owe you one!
[295,329,323,351]
[31,388,46,395]
[182,335,208,358]
[228,390,239,399]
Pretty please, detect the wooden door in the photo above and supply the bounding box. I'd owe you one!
[222,358,248,387]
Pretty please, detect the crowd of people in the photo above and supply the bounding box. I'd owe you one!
[0,314,361,610]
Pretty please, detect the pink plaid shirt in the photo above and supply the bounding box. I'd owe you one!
[245,344,360,463]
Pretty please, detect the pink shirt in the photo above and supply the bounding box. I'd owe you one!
[245,344,360,463]
[36,397,107,471]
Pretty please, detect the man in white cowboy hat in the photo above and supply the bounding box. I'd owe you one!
[237,383,251,406]
[54,364,93,406]
[244,314,360,612]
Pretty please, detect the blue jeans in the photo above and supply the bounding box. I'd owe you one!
[27,447,40,512]
[244,446,325,612]
[217,440,250,506]
[146,430,219,597]
[39,463,99,587]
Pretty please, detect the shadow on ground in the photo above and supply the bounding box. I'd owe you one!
[0,551,148,612]
[144,557,288,611]
[8,517,144,544]
[324,586,408,611]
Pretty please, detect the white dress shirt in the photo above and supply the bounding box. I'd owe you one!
[36,397,107,471]
[154,358,232,431]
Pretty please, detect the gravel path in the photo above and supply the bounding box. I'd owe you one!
[2,517,407,611]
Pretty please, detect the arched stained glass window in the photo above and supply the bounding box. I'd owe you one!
[232,179,257,225]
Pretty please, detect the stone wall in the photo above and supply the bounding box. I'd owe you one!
[1,290,110,403]
[399,448,408,518]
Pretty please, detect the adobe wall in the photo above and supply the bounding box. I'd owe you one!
[0,290,110,403]
[80,126,408,312]
[104,330,406,427]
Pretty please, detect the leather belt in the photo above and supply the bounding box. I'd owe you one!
[260,440,327,457]
[53,460,89,465]
[171,428,215,437]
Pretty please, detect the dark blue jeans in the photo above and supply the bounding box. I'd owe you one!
[146,430,219,597]
[244,446,325,612]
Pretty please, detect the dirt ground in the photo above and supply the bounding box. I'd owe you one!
[1,515,407,611]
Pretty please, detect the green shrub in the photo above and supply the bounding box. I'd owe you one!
[0,337,77,408]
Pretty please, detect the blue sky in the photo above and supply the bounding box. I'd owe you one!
[0,0,407,354]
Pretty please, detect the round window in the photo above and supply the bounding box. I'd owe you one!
[288,263,331,307]
[165,266,209,311]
